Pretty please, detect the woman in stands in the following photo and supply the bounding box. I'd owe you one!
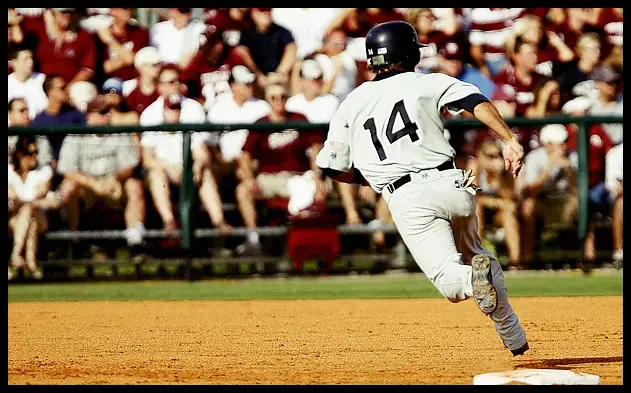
[8,135,60,281]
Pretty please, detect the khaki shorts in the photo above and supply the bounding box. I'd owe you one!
[78,183,124,210]
[538,194,578,224]
[256,171,299,199]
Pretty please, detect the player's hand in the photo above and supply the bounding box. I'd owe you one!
[502,138,524,178]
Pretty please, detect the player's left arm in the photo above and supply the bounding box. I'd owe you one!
[315,104,367,185]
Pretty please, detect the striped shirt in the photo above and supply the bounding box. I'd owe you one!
[469,8,527,56]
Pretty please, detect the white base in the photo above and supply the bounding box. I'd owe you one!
[473,369,600,385]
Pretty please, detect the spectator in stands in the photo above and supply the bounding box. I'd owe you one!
[272,8,344,60]
[32,74,86,171]
[7,45,48,122]
[588,65,623,145]
[310,28,357,102]
[8,98,52,167]
[235,8,297,89]
[287,59,340,123]
[559,33,602,104]
[525,78,563,118]
[8,135,59,281]
[121,46,161,115]
[101,77,141,155]
[596,8,623,68]
[93,8,150,84]
[326,8,406,85]
[141,94,230,234]
[519,124,578,266]
[206,65,271,164]
[507,14,575,78]
[566,118,615,264]
[493,36,545,117]
[26,8,97,86]
[149,8,207,69]
[235,82,325,255]
[180,26,247,111]
[203,8,252,47]
[58,98,146,247]
[8,9,25,51]
[469,8,527,77]
[471,139,521,268]
[605,143,623,265]
[551,8,595,54]
[409,8,468,79]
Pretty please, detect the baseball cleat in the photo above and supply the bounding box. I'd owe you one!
[471,254,498,315]
[511,342,530,356]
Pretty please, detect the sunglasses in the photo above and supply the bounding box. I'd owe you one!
[23,150,38,157]
[267,94,288,101]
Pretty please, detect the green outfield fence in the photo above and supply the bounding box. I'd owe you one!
[8,115,623,276]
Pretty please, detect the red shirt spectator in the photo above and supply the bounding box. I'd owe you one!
[343,8,406,38]
[125,84,160,116]
[567,123,615,187]
[493,38,544,116]
[180,30,247,109]
[204,8,252,47]
[94,8,150,83]
[24,10,96,83]
[469,8,528,56]
[242,112,323,174]
[596,8,623,59]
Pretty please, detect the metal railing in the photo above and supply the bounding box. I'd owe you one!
[9,115,623,270]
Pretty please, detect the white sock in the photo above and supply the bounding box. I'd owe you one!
[247,231,259,245]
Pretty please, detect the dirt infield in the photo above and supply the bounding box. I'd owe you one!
[8,296,622,385]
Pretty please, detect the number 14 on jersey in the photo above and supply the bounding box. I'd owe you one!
[363,100,420,161]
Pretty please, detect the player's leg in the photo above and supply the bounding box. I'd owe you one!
[452,212,528,353]
[385,181,474,303]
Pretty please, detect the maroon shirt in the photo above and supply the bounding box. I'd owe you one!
[26,21,96,82]
[424,30,466,61]
[124,80,160,115]
[493,65,543,116]
[180,47,246,103]
[567,124,615,187]
[96,23,150,82]
[242,112,323,174]
[204,8,252,47]
[344,9,406,38]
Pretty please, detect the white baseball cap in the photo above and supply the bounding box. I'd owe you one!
[561,96,592,115]
[134,46,160,69]
[301,59,323,80]
[69,81,98,113]
[539,124,569,145]
[229,65,256,85]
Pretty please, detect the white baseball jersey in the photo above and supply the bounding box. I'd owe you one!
[316,71,481,192]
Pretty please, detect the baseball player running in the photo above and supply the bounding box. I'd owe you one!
[315,21,529,356]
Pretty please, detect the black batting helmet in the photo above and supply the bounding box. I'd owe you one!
[365,21,427,70]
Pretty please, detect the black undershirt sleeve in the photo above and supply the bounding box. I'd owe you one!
[445,93,490,113]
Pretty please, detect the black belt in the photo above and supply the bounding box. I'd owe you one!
[385,159,455,194]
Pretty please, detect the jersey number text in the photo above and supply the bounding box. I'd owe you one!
[363,100,419,161]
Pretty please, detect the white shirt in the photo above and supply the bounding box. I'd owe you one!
[316,72,481,192]
[139,96,212,162]
[285,93,340,124]
[605,143,623,195]
[7,72,48,121]
[149,20,207,64]
[589,99,623,145]
[314,53,357,102]
[272,8,343,59]
[8,164,52,202]
[207,97,271,161]
[140,131,209,169]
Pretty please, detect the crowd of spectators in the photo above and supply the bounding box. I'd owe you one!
[8,8,623,279]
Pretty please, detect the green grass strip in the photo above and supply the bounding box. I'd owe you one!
[8,270,622,302]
